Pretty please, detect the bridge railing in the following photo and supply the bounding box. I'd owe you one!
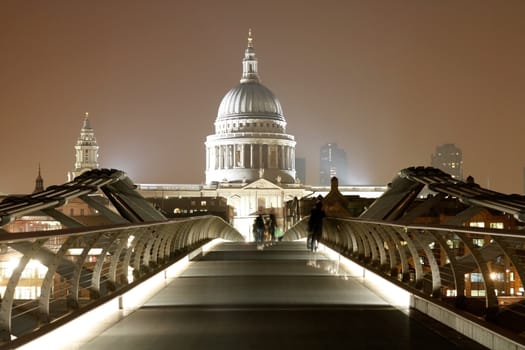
[285,216,525,328]
[0,216,243,346]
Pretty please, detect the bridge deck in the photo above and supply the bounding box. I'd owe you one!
[78,241,486,349]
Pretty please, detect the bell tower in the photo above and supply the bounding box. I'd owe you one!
[68,112,100,181]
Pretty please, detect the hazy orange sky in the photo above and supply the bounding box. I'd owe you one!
[1,0,525,195]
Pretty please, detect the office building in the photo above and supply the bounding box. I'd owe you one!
[430,143,463,180]
[320,143,348,186]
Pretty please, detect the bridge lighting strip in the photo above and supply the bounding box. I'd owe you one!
[319,243,411,313]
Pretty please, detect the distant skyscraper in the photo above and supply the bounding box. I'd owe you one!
[431,143,463,180]
[67,113,100,181]
[320,143,348,186]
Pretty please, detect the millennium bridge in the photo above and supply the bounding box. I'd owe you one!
[1,168,525,349]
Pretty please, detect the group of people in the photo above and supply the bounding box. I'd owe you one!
[253,213,282,250]
[252,196,326,252]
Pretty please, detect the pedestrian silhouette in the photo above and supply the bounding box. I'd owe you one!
[253,214,265,250]
[307,200,325,252]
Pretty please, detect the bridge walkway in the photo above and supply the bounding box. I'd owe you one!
[78,241,486,349]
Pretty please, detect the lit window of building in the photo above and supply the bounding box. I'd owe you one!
[489,222,504,229]
[471,273,483,282]
[472,238,484,247]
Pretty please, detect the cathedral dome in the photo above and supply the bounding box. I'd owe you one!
[217,82,284,121]
[216,29,285,126]
[205,30,296,185]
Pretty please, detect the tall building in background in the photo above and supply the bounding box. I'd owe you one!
[67,113,100,181]
[431,143,463,180]
[320,143,348,186]
[205,29,296,184]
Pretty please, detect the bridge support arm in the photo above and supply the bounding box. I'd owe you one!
[42,208,84,228]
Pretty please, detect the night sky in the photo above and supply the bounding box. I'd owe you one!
[1,1,525,195]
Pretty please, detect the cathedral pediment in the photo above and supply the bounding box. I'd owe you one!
[242,178,282,190]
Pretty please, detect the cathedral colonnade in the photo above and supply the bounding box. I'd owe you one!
[206,143,295,171]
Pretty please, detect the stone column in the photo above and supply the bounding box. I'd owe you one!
[229,145,233,169]
[285,147,288,170]
[250,144,254,168]
[226,145,230,169]
[280,145,285,169]
[219,145,224,169]
[240,144,244,168]
[259,144,263,169]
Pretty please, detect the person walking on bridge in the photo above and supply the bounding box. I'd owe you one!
[267,213,277,242]
[253,214,266,250]
[307,199,325,252]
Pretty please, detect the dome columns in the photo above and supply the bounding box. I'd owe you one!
[205,141,296,180]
